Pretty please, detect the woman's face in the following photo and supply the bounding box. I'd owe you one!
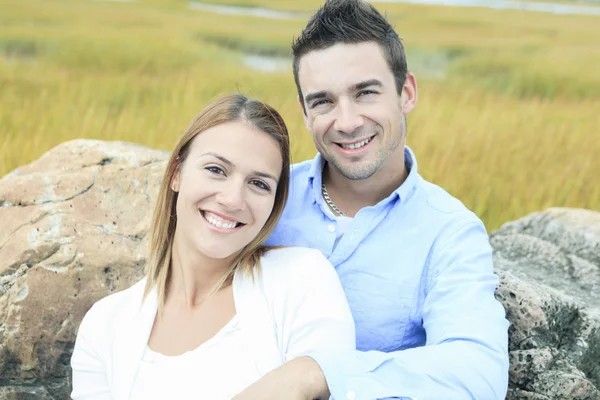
[172,120,282,260]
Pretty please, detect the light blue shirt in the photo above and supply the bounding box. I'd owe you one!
[265,146,510,400]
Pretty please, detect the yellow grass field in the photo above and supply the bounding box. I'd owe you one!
[1,0,599,230]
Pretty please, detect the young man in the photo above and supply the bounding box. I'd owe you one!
[235,1,509,399]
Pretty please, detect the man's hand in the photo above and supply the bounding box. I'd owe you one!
[232,356,329,400]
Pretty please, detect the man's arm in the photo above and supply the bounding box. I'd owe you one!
[239,220,509,400]
[315,220,509,400]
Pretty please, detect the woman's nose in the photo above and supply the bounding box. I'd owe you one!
[215,181,246,211]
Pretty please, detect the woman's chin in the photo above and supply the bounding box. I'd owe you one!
[198,245,243,262]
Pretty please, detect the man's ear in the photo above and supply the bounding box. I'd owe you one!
[401,72,418,116]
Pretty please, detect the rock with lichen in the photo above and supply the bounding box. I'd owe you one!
[0,140,167,399]
[492,208,600,399]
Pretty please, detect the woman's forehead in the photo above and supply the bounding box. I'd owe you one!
[186,122,283,175]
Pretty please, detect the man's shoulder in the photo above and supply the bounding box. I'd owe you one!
[275,159,317,217]
[290,158,314,177]
[416,176,482,225]
[288,159,314,192]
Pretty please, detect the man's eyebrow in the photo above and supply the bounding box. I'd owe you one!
[351,79,384,92]
[304,91,328,105]
[304,79,384,105]
[200,152,278,183]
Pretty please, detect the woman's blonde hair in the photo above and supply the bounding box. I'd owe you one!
[144,94,291,310]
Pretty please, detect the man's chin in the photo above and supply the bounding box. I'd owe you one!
[329,161,379,181]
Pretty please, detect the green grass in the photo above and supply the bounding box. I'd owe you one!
[1,0,599,231]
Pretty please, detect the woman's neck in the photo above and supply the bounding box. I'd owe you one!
[167,231,236,309]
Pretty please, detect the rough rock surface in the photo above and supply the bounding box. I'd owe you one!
[492,208,600,399]
[0,140,598,399]
[0,140,167,399]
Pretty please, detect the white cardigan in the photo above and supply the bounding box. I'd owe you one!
[71,247,356,400]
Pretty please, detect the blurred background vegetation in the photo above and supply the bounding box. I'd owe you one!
[1,0,599,230]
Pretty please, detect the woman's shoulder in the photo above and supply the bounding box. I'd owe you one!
[79,278,147,330]
[261,246,332,274]
[261,245,324,260]
[258,246,339,291]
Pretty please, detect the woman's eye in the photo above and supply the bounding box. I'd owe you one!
[206,166,225,175]
[250,180,271,192]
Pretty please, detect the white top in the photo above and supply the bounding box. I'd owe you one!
[130,316,260,400]
[71,247,356,400]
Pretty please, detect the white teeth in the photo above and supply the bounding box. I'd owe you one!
[203,212,238,230]
[341,137,372,149]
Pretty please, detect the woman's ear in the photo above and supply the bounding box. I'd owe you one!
[171,162,181,192]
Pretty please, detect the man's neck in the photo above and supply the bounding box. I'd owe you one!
[322,156,408,218]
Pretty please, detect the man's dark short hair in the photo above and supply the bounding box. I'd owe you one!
[292,0,408,112]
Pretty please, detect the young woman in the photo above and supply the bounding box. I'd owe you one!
[70,94,355,399]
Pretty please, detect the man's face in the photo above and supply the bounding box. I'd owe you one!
[298,42,416,181]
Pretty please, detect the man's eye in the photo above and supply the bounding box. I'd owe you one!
[358,90,376,97]
[312,99,330,108]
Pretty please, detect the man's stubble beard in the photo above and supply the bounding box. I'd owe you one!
[326,126,404,181]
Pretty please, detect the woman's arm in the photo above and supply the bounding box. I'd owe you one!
[234,248,355,400]
[280,249,356,362]
[71,303,112,400]
[232,356,329,400]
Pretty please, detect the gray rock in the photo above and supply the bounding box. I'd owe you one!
[492,208,600,399]
[0,140,168,399]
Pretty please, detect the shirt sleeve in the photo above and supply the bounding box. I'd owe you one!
[307,220,510,400]
[278,249,357,362]
[71,303,112,400]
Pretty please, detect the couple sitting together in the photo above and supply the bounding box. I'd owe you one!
[71,1,510,399]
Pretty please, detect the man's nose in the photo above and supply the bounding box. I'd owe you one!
[333,99,364,134]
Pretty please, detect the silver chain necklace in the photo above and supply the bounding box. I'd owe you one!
[321,183,346,217]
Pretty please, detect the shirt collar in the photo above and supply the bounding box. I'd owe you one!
[307,145,419,206]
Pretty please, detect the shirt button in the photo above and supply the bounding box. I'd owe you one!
[346,391,356,400]
[328,224,335,233]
